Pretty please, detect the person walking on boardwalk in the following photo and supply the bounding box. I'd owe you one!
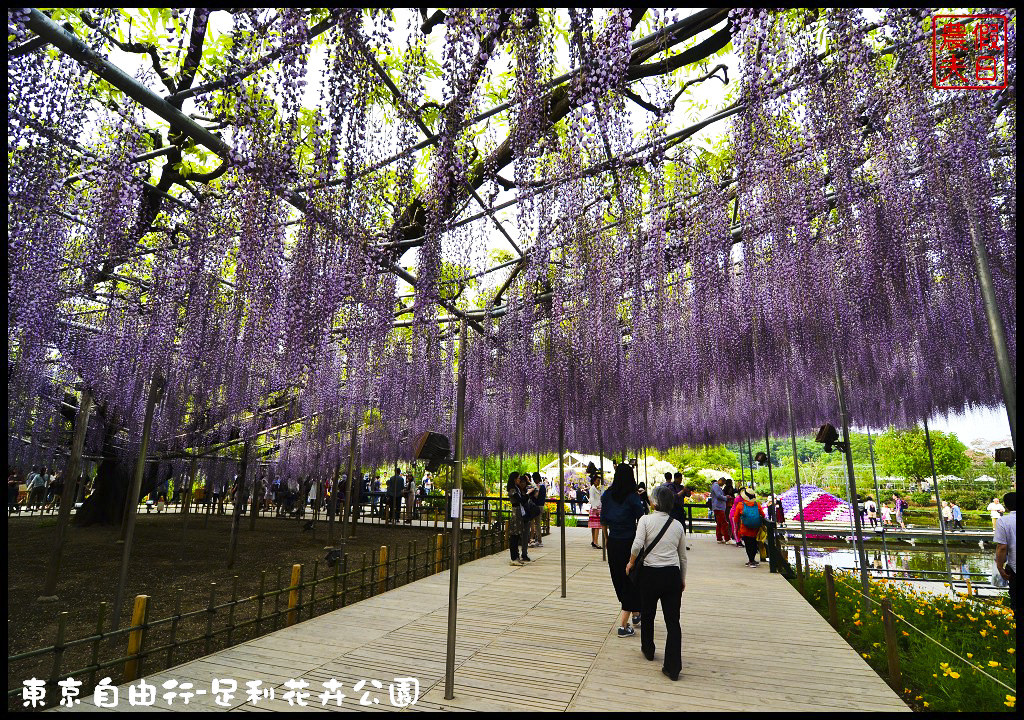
[724,478,743,547]
[601,463,646,636]
[880,502,892,527]
[626,483,687,681]
[404,471,417,524]
[994,492,1016,617]
[587,463,603,549]
[892,493,908,529]
[530,471,546,548]
[941,501,953,532]
[951,501,965,532]
[26,466,45,512]
[865,496,878,528]
[506,472,532,565]
[731,486,768,567]
[988,496,1005,525]
[8,468,21,514]
[668,471,688,530]
[711,478,728,543]
[386,468,404,524]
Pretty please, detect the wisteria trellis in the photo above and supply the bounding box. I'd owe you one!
[7,8,1016,490]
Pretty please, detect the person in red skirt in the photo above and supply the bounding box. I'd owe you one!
[587,463,603,548]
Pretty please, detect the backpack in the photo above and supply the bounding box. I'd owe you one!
[741,502,762,529]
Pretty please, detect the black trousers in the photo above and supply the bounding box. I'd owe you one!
[742,536,758,563]
[640,565,682,676]
[607,536,641,612]
[509,532,529,561]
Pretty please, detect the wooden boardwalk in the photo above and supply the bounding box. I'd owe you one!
[55,528,908,712]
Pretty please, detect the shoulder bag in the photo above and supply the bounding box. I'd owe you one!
[628,516,674,587]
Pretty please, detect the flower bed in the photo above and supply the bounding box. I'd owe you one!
[794,568,1016,712]
[780,484,852,523]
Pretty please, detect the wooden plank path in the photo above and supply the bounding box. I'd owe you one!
[54,528,908,712]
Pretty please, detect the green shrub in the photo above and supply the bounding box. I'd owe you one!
[909,492,934,507]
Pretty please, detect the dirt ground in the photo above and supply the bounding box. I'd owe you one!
[7,511,491,708]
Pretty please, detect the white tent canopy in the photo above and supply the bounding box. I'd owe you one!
[538,453,678,487]
[538,453,618,484]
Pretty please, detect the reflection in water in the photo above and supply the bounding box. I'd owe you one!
[789,545,994,581]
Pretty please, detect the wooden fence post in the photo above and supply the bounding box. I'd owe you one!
[287,564,302,626]
[881,598,902,688]
[360,553,368,600]
[407,541,414,584]
[435,534,444,573]
[378,546,389,594]
[273,568,282,631]
[123,595,149,682]
[226,575,239,645]
[824,565,839,627]
[167,588,183,669]
[309,561,319,619]
[257,571,266,634]
[49,611,69,689]
[88,602,107,689]
[474,527,482,559]
[204,583,217,654]
[795,549,805,597]
[341,554,350,607]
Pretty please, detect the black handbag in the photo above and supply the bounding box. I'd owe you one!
[524,497,541,520]
[628,516,675,587]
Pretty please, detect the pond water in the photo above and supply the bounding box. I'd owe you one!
[786,544,997,583]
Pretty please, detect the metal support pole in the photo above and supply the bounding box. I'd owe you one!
[965,202,1016,450]
[763,425,777,559]
[40,388,92,601]
[833,351,871,595]
[642,446,648,488]
[866,428,890,575]
[111,371,164,631]
[443,318,468,700]
[598,419,606,562]
[923,418,954,583]
[248,456,260,531]
[342,423,358,541]
[786,384,810,576]
[498,449,504,528]
[738,442,745,487]
[178,454,198,561]
[558,411,567,599]
[226,439,251,569]
[328,457,341,544]
[746,437,754,488]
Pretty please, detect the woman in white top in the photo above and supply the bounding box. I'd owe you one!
[588,467,603,549]
[865,496,877,528]
[988,498,1005,521]
[625,483,687,681]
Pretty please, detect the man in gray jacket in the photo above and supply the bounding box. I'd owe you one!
[711,478,728,543]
